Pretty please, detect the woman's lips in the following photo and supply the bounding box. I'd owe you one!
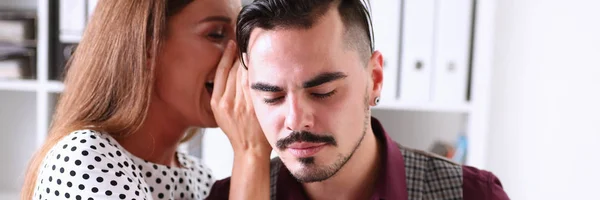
[287,142,327,157]
[206,68,216,96]
[205,82,214,95]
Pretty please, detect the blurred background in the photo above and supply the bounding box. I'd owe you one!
[0,0,598,199]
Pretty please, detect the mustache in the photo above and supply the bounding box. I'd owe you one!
[276,131,337,150]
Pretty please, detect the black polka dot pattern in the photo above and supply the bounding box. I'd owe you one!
[33,130,215,200]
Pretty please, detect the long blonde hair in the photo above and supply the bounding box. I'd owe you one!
[21,0,195,199]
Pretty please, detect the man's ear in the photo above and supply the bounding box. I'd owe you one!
[369,50,384,106]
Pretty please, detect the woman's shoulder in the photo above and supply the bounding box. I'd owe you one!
[43,129,141,173]
[35,130,152,199]
[48,129,125,160]
[42,129,138,174]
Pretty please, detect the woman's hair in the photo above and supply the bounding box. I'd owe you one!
[21,0,194,199]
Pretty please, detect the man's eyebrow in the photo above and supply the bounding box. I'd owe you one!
[198,16,232,23]
[251,82,284,92]
[303,72,347,88]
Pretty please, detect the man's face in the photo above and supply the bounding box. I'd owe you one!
[246,9,383,182]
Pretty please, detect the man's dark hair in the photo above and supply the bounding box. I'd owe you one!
[236,0,374,69]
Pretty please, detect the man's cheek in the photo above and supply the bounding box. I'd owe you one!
[264,118,279,146]
[252,107,274,141]
[266,133,278,149]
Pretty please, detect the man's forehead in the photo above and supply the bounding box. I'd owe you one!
[247,30,335,75]
[248,58,334,85]
[246,8,345,64]
[248,30,334,63]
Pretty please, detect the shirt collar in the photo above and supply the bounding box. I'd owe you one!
[370,116,408,200]
[275,117,408,200]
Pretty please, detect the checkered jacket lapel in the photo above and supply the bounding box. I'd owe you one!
[400,145,464,200]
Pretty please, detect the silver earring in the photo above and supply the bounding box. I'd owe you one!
[374,97,380,105]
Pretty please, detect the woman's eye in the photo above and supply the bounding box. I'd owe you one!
[311,90,337,99]
[208,32,225,39]
[208,26,226,40]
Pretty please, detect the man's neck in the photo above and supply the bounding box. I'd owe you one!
[302,124,382,200]
[116,98,188,167]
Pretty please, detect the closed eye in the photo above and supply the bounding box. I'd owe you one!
[208,32,225,40]
[262,90,336,105]
[263,96,284,104]
[207,24,228,41]
[311,90,337,99]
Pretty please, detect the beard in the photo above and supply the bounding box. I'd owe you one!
[290,87,372,183]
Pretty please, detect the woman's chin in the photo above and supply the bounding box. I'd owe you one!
[192,111,218,128]
[203,122,219,128]
[200,116,219,128]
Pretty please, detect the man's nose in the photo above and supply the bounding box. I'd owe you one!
[284,95,314,131]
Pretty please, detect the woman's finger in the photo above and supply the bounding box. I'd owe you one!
[242,68,253,109]
[240,53,254,108]
[212,40,237,101]
[234,61,245,105]
[222,60,239,106]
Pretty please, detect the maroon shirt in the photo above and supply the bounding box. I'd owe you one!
[208,117,510,200]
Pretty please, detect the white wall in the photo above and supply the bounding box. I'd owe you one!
[201,128,234,180]
[372,110,465,152]
[487,0,600,199]
[0,91,37,195]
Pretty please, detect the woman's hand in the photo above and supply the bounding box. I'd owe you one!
[211,40,272,155]
[210,40,271,200]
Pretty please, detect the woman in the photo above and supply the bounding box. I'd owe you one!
[21,0,271,199]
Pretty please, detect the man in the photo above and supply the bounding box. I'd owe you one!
[210,0,510,199]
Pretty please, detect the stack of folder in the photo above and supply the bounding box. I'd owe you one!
[0,8,36,80]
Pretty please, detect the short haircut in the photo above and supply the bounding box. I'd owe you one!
[236,0,375,69]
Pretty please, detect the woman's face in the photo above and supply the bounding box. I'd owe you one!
[155,0,240,127]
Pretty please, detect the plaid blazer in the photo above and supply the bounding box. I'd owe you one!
[268,145,464,200]
[399,145,463,200]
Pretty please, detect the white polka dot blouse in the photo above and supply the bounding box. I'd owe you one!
[33,130,215,200]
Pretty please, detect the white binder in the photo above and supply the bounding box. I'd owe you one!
[59,0,87,43]
[369,0,402,104]
[88,0,99,19]
[432,0,473,104]
[399,0,436,103]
